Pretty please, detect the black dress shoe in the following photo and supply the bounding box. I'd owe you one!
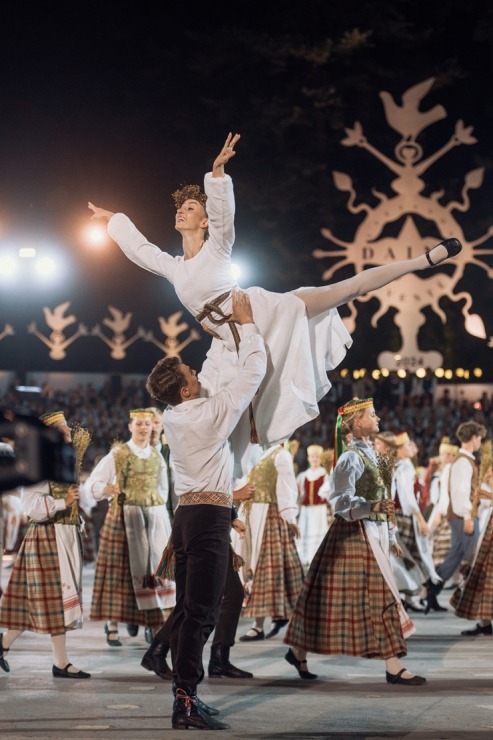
[52,663,91,679]
[461,622,493,636]
[239,627,264,642]
[171,690,229,730]
[141,639,173,680]
[423,592,447,615]
[104,624,122,646]
[386,668,426,685]
[126,624,139,637]
[426,237,462,266]
[0,634,10,674]
[265,619,289,638]
[284,648,317,680]
[208,644,253,678]
[196,696,219,716]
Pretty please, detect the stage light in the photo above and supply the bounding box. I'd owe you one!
[415,367,426,378]
[85,224,108,248]
[372,369,380,380]
[380,368,389,377]
[455,368,465,378]
[231,262,241,281]
[0,254,17,277]
[19,247,36,258]
[434,368,445,378]
[444,369,453,380]
[473,368,483,378]
[397,369,407,378]
[36,257,56,276]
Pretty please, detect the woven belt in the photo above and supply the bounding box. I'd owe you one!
[177,491,233,508]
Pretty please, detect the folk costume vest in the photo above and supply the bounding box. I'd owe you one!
[112,444,163,508]
[351,446,388,522]
[447,452,478,521]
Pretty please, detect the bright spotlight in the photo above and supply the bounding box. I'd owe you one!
[36,257,56,276]
[231,262,241,281]
[19,247,36,258]
[86,224,108,248]
[0,254,17,276]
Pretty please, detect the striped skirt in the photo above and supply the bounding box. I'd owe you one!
[451,511,493,620]
[0,522,77,635]
[243,505,304,619]
[90,505,165,627]
[432,518,452,567]
[285,517,407,659]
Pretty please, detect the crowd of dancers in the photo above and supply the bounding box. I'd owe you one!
[1,132,491,731]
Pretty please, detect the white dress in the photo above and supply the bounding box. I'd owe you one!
[108,173,352,474]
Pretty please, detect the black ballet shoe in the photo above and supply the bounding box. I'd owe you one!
[425,237,462,266]
[126,623,139,637]
[104,623,122,646]
[266,619,289,639]
[0,634,10,673]
[386,668,427,686]
[284,648,317,680]
[460,622,493,636]
[403,600,425,614]
[239,627,265,642]
[52,663,91,679]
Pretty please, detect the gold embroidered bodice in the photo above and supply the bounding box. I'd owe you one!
[46,481,80,525]
[112,444,164,506]
[351,446,388,522]
[248,447,282,504]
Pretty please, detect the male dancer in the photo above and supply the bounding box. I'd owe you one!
[145,290,266,731]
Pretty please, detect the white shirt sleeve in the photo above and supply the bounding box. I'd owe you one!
[330,451,372,521]
[275,449,299,524]
[203,173,235,258]
[87,451,117,501]
[21,483,67,521]
[394,462,420,515]
[157,455,169,503]
[108,213,177,282]
[450,456,474,519]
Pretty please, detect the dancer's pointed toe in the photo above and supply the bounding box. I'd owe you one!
[426,237,462,266]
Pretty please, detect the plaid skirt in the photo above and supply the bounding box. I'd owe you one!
[243,505,304,619]
[0,522,79,635]
[90,505,165,627]
[285,517,407,659]
[432,518,451,567]
[451,511,493,620]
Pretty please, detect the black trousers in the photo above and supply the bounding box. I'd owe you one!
[168,504,231,693]
[154,543,245,649]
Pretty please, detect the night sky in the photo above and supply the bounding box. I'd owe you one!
[1,1,493,380]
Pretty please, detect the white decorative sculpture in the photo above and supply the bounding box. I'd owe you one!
[142,310,200,358]
[28,301,88,360]
[314,78,493,370]
[91,306,144,360]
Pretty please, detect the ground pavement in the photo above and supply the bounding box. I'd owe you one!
[1,558,493,739]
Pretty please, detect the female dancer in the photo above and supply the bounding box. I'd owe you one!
[284,397,426,685]
[89,133,461,474]
[0,411,90,679]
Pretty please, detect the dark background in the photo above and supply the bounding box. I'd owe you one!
[1,0,493,379]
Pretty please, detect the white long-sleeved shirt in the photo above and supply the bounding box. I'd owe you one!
[392,458,420,516]
[330,439,396,544]
[21,482,67,522]
[164,324,266,497]
[449,448,476,519]
[265,446,299,525]
[88,438,168,502]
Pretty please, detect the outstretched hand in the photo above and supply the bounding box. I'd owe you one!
[88,202,114,221]
[212,132,241,176]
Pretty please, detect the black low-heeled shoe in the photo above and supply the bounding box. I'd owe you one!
[239,627,265,642]
[386,668,426,686]
[425,237,462,266]
[284,648,317,680]
[52,663,91,679]
[126,623,139,637]
[104,623,122,646]
[0,633,10,673]
[266,619,289,639]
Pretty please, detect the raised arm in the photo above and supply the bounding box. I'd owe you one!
[212,132,241,178]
